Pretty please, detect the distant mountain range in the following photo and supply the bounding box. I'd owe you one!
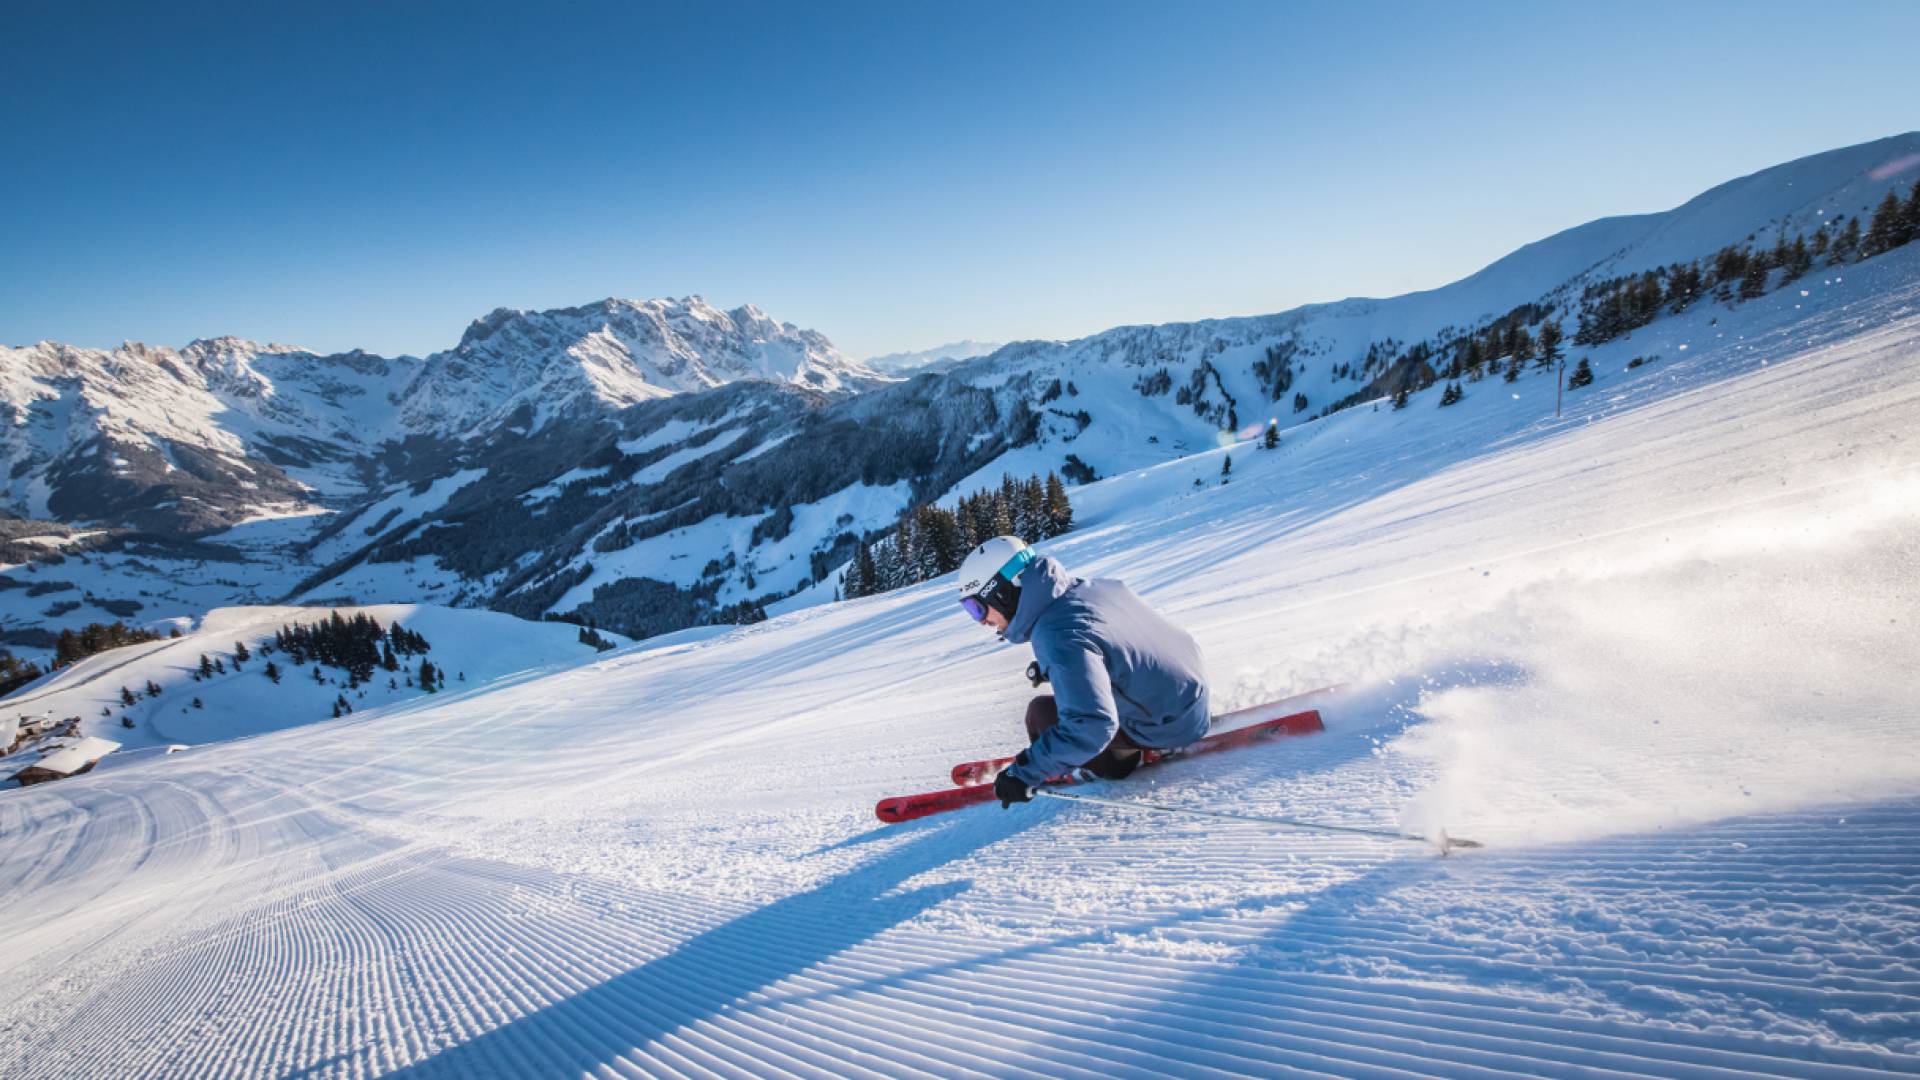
[2,132,1915,652]
[861,340,1003,375]
[0,297,878,532]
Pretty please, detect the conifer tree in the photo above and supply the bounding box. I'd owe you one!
[1666,262,1703,312]
[1710,245,1747,298]
[50,622,160,668]
[264,660,281,684]
[419,659,438,693]
[1513,326,1536,366]
[1392,385,1411,409]
[989,491,1015,537]
[1220,455,1232,484]
[1042,472,1073,535]
[854,542,877,597]
[1536,322,1563,370]
[917,504,965,573]
[1864,189,1906,256]
[1262,422,1280,450]
[1566,358,1595,390]
[120,686,136,706]
[1439,382,1463,407]
[1022,476,1047,538]
[1780,236,1812,282]
[1738,258,1770,300]
[1831,217,1861,263]
[233,641,250,662]
[4,653,52,694]
[199,654,214,679]
[872,534,900,592]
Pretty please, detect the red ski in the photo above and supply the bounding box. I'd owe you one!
[878,703,1326,824]
[949,688,1337,786]
[875,768,1101,824]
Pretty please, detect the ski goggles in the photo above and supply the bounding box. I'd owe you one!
[960,548,1034,622]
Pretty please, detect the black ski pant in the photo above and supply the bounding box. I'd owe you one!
[1023,694,1143,778]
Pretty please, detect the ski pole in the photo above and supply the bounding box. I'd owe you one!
[1034,790,1482,854]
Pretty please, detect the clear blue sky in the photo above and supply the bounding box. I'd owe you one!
[4,1,1917,360]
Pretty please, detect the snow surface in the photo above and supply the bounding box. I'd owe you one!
[0,251,1917,1076]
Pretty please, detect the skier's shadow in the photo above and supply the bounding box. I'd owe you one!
[385,809,1045,1078]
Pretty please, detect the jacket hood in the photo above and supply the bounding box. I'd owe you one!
[1003,556,1078,645]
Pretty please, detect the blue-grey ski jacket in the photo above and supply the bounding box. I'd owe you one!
[1003,556,1211,786]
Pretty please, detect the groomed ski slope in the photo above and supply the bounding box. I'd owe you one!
[2,248,1918,1077]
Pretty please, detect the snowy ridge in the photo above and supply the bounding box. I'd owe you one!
[0,296,862,531]
[933,132,1920,490]
[0,242,1915,1074]
[393,296,876,437]
[0,336,412,526]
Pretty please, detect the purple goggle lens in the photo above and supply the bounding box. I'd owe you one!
[959,596,990,622]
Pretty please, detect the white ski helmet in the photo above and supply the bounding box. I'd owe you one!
[957,535,1033,622]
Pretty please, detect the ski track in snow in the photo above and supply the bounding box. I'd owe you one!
[3,744,1915,1078]
[2,259,1919,1076]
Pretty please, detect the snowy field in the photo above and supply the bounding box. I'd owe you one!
[0,250,1917,1076]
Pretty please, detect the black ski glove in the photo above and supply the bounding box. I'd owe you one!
[994,768,1036,808]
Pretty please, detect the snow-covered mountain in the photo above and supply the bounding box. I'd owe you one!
[392,297,880,437]
[861,338,1003,375]
[0,337,414,530]
[0,296,870,533]
[925,131,1920,488]
[3,132,1917,658]
[2,221,1915,1075]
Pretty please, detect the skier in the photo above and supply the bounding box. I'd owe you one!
[955,535,1211,809]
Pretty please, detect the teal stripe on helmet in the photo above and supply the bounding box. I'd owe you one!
[997,547,1035,583]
